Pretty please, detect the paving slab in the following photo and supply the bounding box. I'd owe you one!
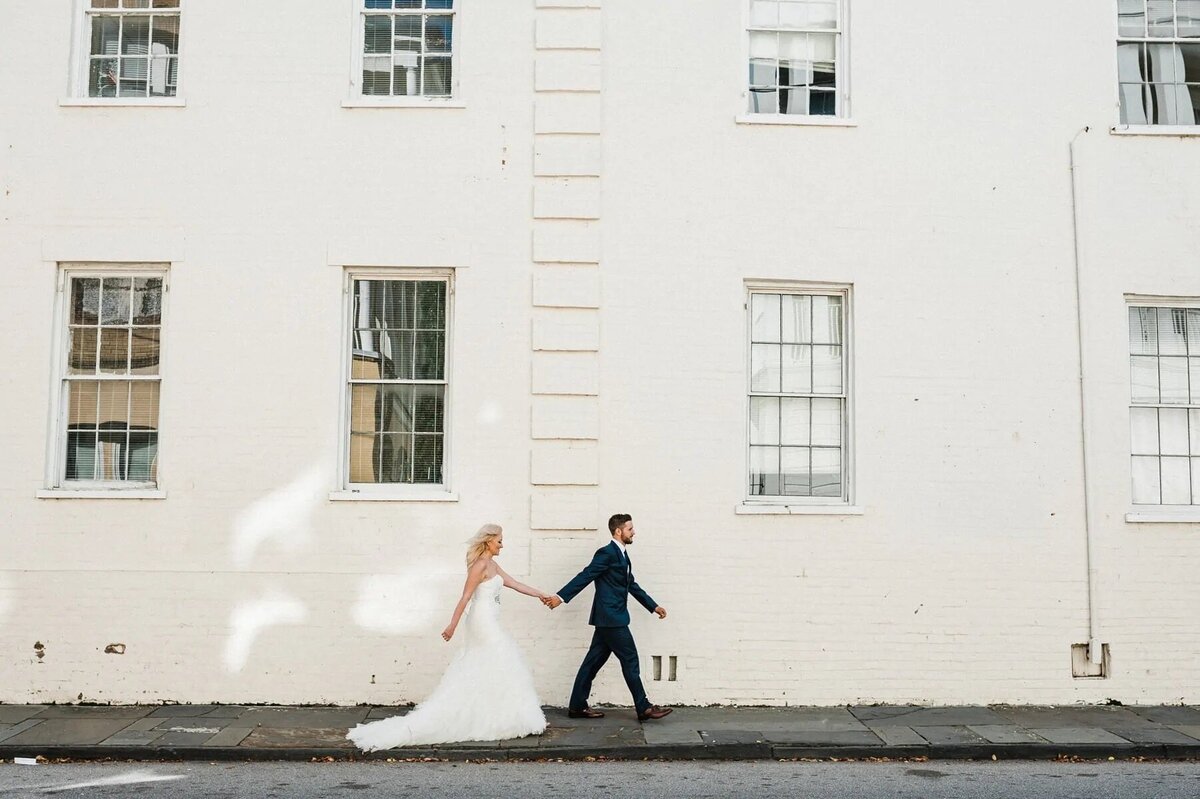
[152,719,232,732]
[148,705,222,718]
[641,726,703,745]
[233,707,370,728]
[1129,706,1200,726]
[967,725,1049,744]
[0,721,42,744]
[540,723,643,749]
[1030,727,1133,745]
[866,724,928,747]
[99,730,165,746]
[1167,725,1200,742]
[33,706,153,720]
[761,729,883,746]
[993,705,1156,730]
[912,726,990,746]
[2,719,131,746]
[857,707,1009,727]
[241,727,355,749]
[121,718,165,732]
[847,705,923,721]
[204,727,253,747]
[1104,726,1200,745]
[154,731,220,747]
[0,707,45,725]
[699,730,766,745]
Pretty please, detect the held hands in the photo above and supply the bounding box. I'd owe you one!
[654,606,667,619]
[542,595,563,609]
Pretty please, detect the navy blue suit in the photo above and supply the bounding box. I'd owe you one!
[557,540,658,713]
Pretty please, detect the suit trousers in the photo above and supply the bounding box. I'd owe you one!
[569,625,649,713]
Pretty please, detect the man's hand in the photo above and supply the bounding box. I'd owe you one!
[544,596,563,609]
[654,606,667,619]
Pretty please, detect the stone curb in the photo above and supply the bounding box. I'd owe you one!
[4,743,1200,762]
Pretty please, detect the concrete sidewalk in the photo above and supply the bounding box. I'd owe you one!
[2,704,1200,762]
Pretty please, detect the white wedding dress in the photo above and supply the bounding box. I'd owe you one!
[347,574,547,750]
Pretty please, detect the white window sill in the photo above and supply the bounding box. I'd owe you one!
[1110,125,1200,137]
[59,98,186,108]
[341,98,465,110]
[37,488,166,500]
[735,114,857,128]
[330,489,459,502]
[1126,508,1200,523]
[736,503,864,516]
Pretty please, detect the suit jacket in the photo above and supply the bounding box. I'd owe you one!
[557,540,657,627]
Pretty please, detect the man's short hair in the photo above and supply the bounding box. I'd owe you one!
[608,513,632,534]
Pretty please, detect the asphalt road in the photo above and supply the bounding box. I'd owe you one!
[2,760,1200,798]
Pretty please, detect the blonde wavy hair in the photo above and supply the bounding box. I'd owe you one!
[466,523,502,565]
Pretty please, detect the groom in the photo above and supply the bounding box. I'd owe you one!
[544,513,673,721]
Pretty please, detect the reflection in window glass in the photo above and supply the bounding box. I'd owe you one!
[361,0,454,97]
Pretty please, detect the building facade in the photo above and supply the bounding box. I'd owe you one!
[2,0,1199,706]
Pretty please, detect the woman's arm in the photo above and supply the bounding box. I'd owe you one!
[495,564,548,600]
[442,561,489,641]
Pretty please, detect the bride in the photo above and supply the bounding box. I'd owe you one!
[347,524,550,750]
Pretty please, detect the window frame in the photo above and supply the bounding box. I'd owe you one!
[1113,0,1200,131]
[344,0,464,109]
[1126,296,1200,513]
[65,0,186,107]
[43,263,169,496]
[739,0,851,124]
[742,280,854,510]
[336,268,456,500]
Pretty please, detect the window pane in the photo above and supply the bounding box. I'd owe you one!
[412,435,443,483]
[100,277,132,324]
[1162,456,1191,503]
[750,0,779,27]
[1132,455,1161,503]
[132,277,163,324]
[126,431,158,481]
[1181,0,1200,36]
[1161,356,1189,402]
[72,278,101,324]
[780,345,812,393]
[811,448,842,497]
[88,58,119,97]
[1161,407,1190,455]
[811,397,841,446]
[121,15,150,53]
[749,87,779,114]
[98,381,130,429]
[68,381,99,429]
[1131,407,1159,454]
[779,397,810,445]
[415,282,446,329]
[151,14,179,54]
[129,382,160,429]
[425,15,453,53]
[69,328,98,374]
[749,30,778,59]
[749,445,781,495]
[1131,355,1160,402]
[92,0,119,7]
[1158,307,1188,354]
[1191,357,1200,404]
[751,293,781,342]
[427,0,454,8]
[423,57,451,95]
[751,343,782,392]
[750,396,781,445]
[1148,0,1175,36]
[781,88,809,114]
[364,56,392,94]
[99,327,131,374]
[66,431,98,480]
[152,0,180,7]
[414,331,444,380]
[1192,409,1200,453]
[1118,43,1146,85]
[364,15,392,54]
[351,384,413,436]
[812,345,842,393]
[780,447,811,495]
[1118,0,1146,36]
[130,328,160,374]
[91,15,120,55]
[365,0,393,7]
[123,0,151,8]
[811,295,842,344]
[780,294,810,343]
[1193,458,1200,502]
[119,57,149,96]
[378,329,415,379]
[413,385,444,433]
[378,433,414,482]
[1148,43,1180,84]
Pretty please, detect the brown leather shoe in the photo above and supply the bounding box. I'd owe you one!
[637,705,673,721]
[567,707,605,719]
